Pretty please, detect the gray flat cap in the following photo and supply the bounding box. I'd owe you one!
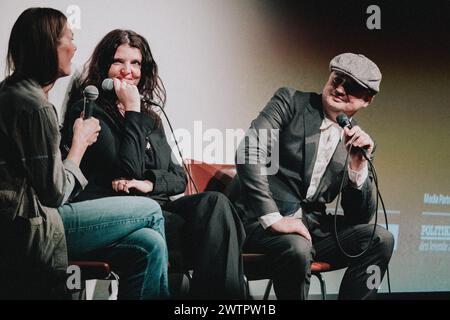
[330,53,382,93]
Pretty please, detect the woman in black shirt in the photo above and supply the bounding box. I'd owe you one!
[63,29,246,299]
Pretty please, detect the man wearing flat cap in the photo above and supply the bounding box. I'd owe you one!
[231,53,394,299]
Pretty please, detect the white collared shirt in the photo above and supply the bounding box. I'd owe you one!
[258,117,368,229]
[306,117,343,199]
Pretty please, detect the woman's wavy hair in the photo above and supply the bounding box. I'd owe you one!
[67,29,165,125]
[6,7,67,86]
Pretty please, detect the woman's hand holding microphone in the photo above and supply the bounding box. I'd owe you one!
[113,78,141,113]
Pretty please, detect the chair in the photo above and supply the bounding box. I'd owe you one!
[240,254,336,300]
[183,159,335,299]
[68,260,119,300]
[69,261,190,300]
[310,261,334,300]
[241,253,272,300]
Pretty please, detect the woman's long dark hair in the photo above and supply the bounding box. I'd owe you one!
[67,29,165,125]
[6,7,67,86]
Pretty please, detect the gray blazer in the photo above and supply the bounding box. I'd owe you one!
[0,78,87,297]
[232,87,376,238]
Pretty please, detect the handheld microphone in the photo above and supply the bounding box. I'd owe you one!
[336,113,352,129]
[336,113,369,158]
[61,85,98,156]
[333,112,388,272]
[101,78,162,108]
[82,85,99,119]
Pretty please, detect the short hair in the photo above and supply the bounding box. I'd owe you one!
[6,7,67,86]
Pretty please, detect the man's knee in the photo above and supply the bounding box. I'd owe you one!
[281,237,313,273]
[374,226,394,259]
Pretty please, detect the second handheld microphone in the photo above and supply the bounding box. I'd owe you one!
[82,85,99,119]
[101,78,162,108]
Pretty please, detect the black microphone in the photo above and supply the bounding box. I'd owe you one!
[336,113,352,129]
[101,78,162,108]
[336,113,369,158]
[82,85,99,119]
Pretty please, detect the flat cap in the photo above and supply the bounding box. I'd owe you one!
[330,53,382,93]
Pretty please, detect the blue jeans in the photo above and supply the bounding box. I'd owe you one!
[58,196,169,299]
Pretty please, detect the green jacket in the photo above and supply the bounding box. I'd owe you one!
[0,78,87,298]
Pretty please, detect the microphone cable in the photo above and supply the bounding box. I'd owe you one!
[150,101,199,194]
[333,139,392,293]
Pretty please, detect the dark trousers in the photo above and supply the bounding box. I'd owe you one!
[244,222,394,299]
[162,191,246,299]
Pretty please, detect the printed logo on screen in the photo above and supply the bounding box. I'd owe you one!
[419,225,450,252]
[423,193,450,205]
